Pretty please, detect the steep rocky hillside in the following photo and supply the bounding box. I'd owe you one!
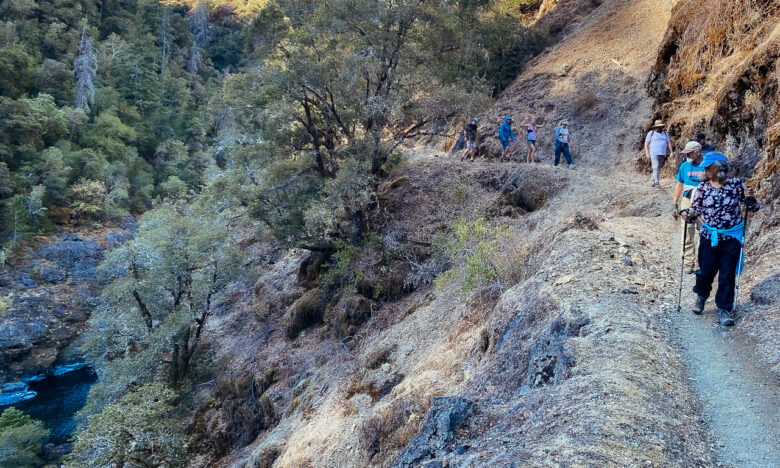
[189,0,780,467]
[5,0,776,466]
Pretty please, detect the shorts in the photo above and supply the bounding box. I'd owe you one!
[527,139,536,147]
[466,140,476,149]
[501,140,510,149]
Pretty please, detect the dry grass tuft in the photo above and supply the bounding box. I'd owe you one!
[666,0,778,94]
[359,396,425,462]
[283,287,332,338]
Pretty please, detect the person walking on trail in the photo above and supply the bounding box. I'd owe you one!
[696,133,716,152]
[522,116,545,165]
[644,120,674,187]
[681,152,760,326]
[554,120,575,168]
[672,141,704,274]
[462,117,479,162]
[499,116,516,163]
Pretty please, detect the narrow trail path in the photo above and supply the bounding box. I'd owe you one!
[659,216,780,468]
[441,155,780,466]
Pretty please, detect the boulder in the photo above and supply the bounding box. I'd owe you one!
[38,233,104,280]
[751,273,780,305]
[487,169,569,216]
[324,294,373,338]
[392,396,472,468]
[283,287,333,338]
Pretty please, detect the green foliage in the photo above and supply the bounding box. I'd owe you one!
[83,201,241,416]
[66,383,187,468]
[0,407,49,468]
[1,194,33,242]
[0,44,36,98]
[70,178,108,219]
[79,111,137,162]
[212,0,499,248]
[0,0,233,243]
[434,217,522,296]
[321,239,362,288]
[158,175,189,201]
[209,0,548,251]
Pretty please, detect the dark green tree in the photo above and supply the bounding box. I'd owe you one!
[0,407,49,468]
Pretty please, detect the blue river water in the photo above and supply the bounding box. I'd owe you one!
[0,365,97,444]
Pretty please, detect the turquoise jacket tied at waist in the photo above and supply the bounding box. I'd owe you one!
[702,221,745,247]
[703,221,746,274]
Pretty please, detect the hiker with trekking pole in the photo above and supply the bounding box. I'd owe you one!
[672,141,704,274]
[679,152,760,326]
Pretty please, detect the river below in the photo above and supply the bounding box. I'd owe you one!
[0,366,96,444]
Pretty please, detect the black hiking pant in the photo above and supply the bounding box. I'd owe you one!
[693,236,741,311]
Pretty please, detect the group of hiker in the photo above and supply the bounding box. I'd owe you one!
[461,116,575,168]
[461,115,761,327]
[651,120,760,327]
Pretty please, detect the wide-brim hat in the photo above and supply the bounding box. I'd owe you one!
[560,120,569,125]
[681,141,702,153]
[652,119,665,128]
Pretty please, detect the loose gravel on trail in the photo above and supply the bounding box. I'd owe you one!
[662,225,780,468]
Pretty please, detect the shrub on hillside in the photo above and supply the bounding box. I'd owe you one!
[435,217,528,297]
[65,383,186,468]
[0,408,49,468]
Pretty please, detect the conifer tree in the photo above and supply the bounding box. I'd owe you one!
[188,0,211,78]
[73,21,97,113]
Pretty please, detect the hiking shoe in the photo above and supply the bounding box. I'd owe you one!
[685,266,695,274]
[569,163,576,169]
[692,295,706,315]
[717,308,735,326]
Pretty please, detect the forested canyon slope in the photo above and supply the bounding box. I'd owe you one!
[0,0,778,467]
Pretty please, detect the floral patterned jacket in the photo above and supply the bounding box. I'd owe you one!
[688,178,760,241]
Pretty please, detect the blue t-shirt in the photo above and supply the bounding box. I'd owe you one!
[645,130,670,155]
[676,161,704,190]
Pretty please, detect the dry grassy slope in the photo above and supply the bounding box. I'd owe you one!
[476,0,672,170]
[214,160,716,468]
[202,0,780,467]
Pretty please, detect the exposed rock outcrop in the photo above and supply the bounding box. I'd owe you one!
[0,221,136,381]
[392,397,472,468]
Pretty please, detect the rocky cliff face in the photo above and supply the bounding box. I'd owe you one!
[0,217,137,382]
[648,0,779,178]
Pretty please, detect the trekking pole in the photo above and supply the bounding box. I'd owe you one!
[676,218,688,312]
[732,205,751,312]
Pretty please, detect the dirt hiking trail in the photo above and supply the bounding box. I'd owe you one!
[661,215,780,468]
